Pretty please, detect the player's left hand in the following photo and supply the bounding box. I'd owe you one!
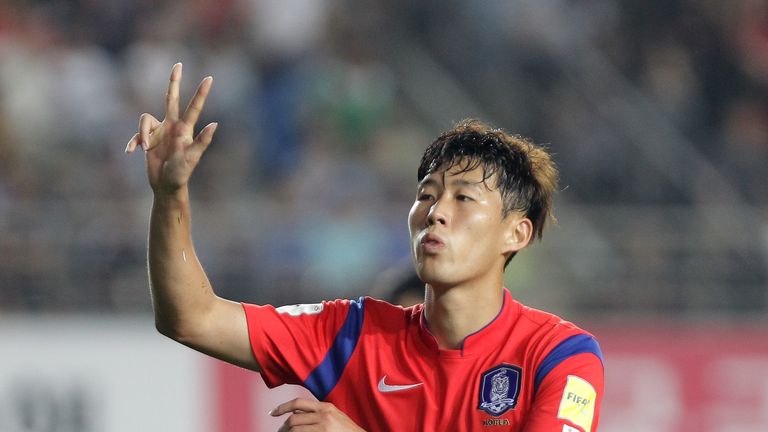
[271,398,365,432]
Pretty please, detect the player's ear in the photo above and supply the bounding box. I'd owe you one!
[502,215,533,255]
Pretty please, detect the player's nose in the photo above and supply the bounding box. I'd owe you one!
[426,200,448,227]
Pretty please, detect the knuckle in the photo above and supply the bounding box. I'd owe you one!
[174,122,190,135]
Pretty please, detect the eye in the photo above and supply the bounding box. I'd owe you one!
[457,194,474,202]
[417,193,435,201]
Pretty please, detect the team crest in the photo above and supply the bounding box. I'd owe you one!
[478,364,522,416]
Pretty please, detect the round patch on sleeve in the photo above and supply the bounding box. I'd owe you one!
[557,375,596,431]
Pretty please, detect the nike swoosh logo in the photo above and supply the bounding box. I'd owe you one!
[378,375,423,393]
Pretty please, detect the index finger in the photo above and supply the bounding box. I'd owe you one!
[270,398,325,416]
[165,62,182,120]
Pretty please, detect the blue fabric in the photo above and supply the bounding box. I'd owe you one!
[304,297,365,400]
[534,334,603,393]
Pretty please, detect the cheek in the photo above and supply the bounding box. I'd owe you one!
[461,213,503,253]
[407,202,423,233]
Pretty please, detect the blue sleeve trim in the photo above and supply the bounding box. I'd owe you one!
[533,333,603,394]
[303,297,365,400]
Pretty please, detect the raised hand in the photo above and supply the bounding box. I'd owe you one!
[125,63,218,195]
[271,398,366,432]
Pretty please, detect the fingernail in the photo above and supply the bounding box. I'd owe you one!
[268,409,276,416]
[124,143,130,153]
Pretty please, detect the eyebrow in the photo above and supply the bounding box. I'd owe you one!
[418,177,485,192]
[449,179,484,190]
[418,178,440,189]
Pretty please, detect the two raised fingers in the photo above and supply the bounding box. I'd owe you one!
[167,62,213,127]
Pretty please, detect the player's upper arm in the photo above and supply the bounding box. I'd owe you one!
[171,296,261,372]
[523,334,604,432]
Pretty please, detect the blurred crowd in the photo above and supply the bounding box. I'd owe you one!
[0,0,765,315]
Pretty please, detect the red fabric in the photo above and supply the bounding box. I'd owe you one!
[242,299,351,388]
[242,289,603,431]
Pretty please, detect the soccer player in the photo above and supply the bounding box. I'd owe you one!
[125,63,604,431]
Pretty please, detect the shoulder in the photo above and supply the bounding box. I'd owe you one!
[509,299,603,371]
[512,301,603,389]
[362,296,417,312]
[516,300,597,344]
[360,296,421,328]
[244,296,417,325]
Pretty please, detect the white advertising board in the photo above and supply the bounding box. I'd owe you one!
[0,316,208,432]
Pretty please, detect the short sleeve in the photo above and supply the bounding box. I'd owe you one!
[523,334,604,432]
[241,297,365,400]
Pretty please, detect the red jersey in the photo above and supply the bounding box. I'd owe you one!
[243,289,603,431]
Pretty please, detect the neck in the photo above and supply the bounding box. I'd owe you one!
[423,280,505,350]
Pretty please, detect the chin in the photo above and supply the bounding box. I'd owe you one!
[414,263,435,283]
[414,265,454,289]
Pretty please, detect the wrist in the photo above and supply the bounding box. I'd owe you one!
[152,186,190,207]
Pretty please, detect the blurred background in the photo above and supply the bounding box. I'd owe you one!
[0,0,766,431]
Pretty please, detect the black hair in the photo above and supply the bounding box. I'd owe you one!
[417,119,559,263]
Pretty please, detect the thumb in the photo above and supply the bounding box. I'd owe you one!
[188,122,218,161]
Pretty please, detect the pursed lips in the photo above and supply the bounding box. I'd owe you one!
[419,232,446,253]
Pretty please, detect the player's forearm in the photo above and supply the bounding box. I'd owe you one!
[148,186,215,339]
